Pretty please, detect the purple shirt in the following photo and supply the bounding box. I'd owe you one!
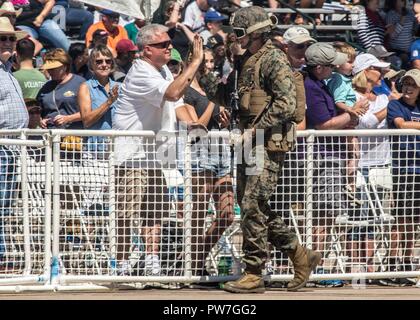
[304,72,344,158]
[305,73,337,129]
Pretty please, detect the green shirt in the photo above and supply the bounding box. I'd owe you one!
[13,68,47,100]
[124,22,140,45]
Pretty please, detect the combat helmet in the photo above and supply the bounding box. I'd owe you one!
[230,6,277,39]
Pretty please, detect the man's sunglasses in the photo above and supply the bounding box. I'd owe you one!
[147,40,172,49]
[95,59,113,65]
[106,15,120,21]
[0,35,17,42]
[291,42,310,50]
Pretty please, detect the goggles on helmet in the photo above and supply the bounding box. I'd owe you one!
[233,27,247,39]
[231,14,278,39]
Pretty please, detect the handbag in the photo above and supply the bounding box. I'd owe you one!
[51,89,83,151]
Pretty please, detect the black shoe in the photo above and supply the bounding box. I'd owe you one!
[378,278,414,287]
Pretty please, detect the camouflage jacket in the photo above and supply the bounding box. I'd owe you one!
[203,40,297,130]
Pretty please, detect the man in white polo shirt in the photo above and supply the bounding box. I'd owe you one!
[113,24,203,276]
[281,26,317,70]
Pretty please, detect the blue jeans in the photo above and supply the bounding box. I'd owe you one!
[0,147,18,259]
[66,7,94,40]
[17,19,70,51]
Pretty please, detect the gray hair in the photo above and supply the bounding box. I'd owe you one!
[88,44,115,73]
[136,24,169,52]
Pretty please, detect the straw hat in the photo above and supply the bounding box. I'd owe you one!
[0,2,23,17]
[0,17,27,40]
[41,60,64,70]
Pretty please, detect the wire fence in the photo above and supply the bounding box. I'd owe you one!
[0,129,419,290]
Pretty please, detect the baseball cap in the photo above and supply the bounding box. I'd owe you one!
[170,48,182,63]
[92,29,109,39]
[400,69,420,87]
[100,9,120,18]
[206,33,224,49]
[305,42,348,66]
[384,69,405,80]
[352,53,390,75]
[367,45,395,59]
[283,26,316,45]
[204,9,227,23]
[116,39,138,53]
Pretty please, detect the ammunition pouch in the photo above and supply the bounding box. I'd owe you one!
[240,88,271,116]
[250,89,270,116]
[266,122,297,153]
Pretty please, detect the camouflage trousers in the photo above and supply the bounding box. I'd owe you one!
[237,147,299,275]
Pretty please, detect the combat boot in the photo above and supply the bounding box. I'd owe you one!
[223,273,265,293]
[287,245,322,291]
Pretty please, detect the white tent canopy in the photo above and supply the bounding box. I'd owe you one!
[78,0,161,20]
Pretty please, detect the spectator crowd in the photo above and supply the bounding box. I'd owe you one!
[0,0,420,286]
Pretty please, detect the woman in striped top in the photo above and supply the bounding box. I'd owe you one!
[385,0,417,57]
[357,0,387,50]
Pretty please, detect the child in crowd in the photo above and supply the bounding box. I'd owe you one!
[327,42,369,203]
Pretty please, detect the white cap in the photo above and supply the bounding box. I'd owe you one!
[352,53,390,75]
[283,26,317,45]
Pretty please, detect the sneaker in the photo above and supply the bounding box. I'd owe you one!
[144,254,161,276]
[317,279,345,287]
[316,269,345,287]
[377,278,413,287]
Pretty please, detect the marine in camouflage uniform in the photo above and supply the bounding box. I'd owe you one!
[204,6,321,293]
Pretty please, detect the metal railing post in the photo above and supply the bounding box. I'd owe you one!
[20,131,31,275]
[51,133,61,284]
[43,132,52,282]
[183,134,193,279]
[108,136,117,272]
[305,133,314,250]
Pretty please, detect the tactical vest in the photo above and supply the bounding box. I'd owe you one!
[237,41,306,152]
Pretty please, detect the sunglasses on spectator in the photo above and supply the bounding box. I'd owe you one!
[106,15,120,21]
[95,59,113,65]
[290,42,310,50]
[147,40,172,49]
[368,66,382,72]
[0,35,17,42]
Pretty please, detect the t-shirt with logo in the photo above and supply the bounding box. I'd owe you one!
[13,68,47,100]
[37,74,85,129]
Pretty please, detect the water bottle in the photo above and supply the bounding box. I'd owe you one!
[234,203,241,218]
[218,256,232,276]
[218,256,232,289]
[51,256,60,280]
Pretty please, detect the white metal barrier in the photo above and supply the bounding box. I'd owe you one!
[0,129,419,292]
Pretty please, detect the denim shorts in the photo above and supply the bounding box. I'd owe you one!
[177,137,231,178]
